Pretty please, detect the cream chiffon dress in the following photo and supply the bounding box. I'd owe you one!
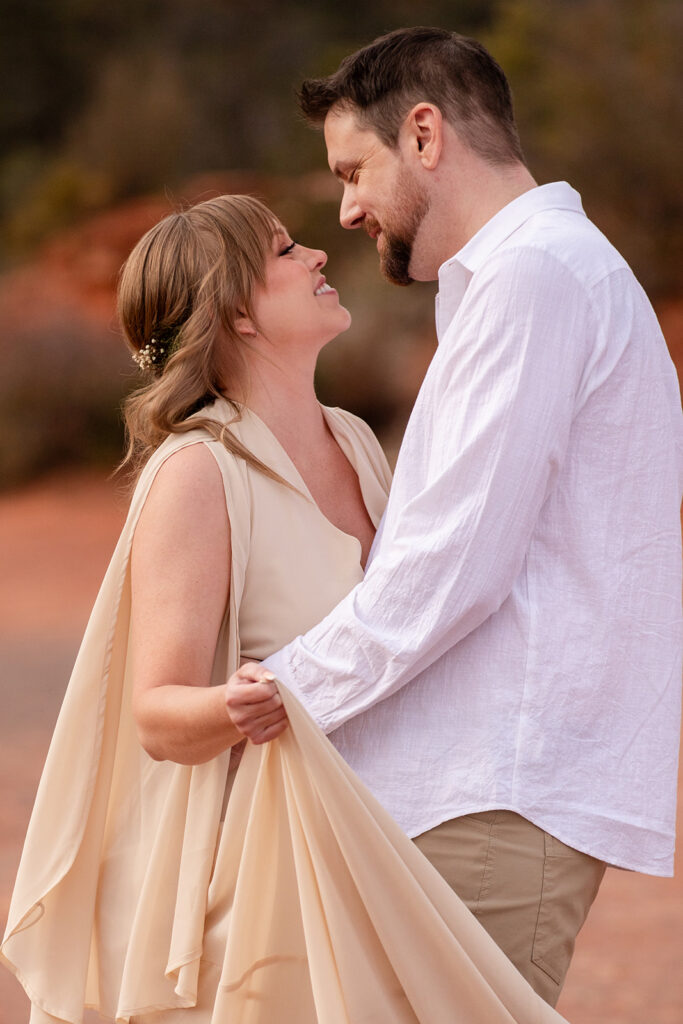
[1,398,568,1024]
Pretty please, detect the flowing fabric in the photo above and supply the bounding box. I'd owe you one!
[1,399,568,1023]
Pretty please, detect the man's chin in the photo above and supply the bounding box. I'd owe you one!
[381,266,415,287]
[379,240,414,287]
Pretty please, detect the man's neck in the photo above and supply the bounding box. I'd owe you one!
[455,164,538,249]
[413,158,538,280]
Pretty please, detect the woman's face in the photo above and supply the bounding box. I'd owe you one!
[248,226,351,351]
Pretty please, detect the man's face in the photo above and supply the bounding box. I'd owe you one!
[324,107,430,286]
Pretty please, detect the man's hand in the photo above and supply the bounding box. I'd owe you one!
[225,663,289,744]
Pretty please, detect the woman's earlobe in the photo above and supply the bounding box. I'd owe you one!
[234,315,257,338]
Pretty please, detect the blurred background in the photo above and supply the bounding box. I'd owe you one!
[1,1,682,1021]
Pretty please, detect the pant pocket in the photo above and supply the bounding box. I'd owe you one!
[531,833,605,986]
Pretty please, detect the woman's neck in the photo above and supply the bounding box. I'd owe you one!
[238,350,330,459]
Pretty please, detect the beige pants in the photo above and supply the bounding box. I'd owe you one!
[414,810,606,1007]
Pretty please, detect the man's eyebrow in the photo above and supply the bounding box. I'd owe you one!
[330,160,357,181]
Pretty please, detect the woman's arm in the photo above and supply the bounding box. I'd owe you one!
[130,442,286,765]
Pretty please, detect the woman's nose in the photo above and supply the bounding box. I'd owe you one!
[304,246,327,270]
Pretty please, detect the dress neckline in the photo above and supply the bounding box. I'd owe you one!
[239,404,374,569]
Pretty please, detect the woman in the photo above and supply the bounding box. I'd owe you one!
[123,196,380,765]
[1,196,566,1024]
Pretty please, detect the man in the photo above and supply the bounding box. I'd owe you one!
[229,27,683,1005]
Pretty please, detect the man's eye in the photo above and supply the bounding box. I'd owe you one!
[279,241,296,256]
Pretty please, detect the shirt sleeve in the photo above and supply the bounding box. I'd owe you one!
[264,246,593,732]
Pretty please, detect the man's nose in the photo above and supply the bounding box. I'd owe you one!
[339,189,364,230]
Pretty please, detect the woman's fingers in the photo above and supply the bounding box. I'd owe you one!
[228,697,285,728]
[251,717,289,745]
[226,682,281,707]
[232,706,289,741]
[225,663,289,739]
[226,664,280,704]
[244,704,288,737]
[235,662,277,685]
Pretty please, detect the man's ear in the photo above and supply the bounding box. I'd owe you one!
[403,103,443,170]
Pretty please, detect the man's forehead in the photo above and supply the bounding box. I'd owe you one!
[324,108,376,174]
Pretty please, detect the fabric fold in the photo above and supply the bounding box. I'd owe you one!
[2,406,252,1022]
[202,687,567,1024]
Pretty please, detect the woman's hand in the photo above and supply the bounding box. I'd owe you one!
[225,663,289,744]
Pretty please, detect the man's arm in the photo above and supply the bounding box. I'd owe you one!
[260,247,592,732]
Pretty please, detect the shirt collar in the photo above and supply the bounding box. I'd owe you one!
[435,182,585,342]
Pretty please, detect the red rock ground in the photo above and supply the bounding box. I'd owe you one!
[0,471,681,1024]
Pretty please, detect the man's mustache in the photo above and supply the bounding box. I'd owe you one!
[363,217,381,239]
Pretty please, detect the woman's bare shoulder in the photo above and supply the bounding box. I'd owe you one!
[135,441,230,549]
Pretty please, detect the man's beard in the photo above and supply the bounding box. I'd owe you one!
[376,169,430,287]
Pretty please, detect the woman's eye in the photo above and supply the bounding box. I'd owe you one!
[279,241,296,256]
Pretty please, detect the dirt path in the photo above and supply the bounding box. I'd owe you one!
[1,472,681,1024]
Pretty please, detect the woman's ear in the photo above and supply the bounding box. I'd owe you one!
[234,314,257,338]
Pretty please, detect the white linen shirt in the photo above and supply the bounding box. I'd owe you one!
[265,182,683,876]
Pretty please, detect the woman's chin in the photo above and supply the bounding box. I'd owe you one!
[312,307,353,351]
[337,306,353,332]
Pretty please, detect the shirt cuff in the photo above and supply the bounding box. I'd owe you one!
[261,650,291,689]
[261,648,331,732]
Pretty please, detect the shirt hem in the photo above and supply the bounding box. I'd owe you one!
[404,804,675,878]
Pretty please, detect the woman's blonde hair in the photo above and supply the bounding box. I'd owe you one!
[118,193,288,483]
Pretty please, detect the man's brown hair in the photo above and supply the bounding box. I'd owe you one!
[299,26,525,166]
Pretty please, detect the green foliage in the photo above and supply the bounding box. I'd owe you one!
[1,1,679,290]
[485,0,683,295]
[0,0,494,263]
[3,160,112,258]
